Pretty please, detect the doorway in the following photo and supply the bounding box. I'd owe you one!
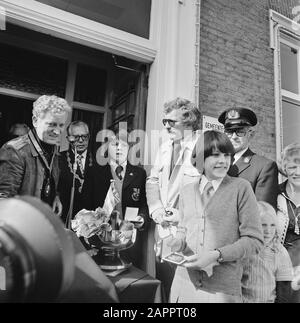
[0,24,149,155]
[0,94,33,146]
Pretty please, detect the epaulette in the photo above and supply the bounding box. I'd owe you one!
[6,135,30,150]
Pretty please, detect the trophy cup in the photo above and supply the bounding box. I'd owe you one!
[93,211,137,271]
[72,209,137,271]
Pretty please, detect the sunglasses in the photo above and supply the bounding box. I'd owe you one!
[162,119,180,127]
[224,129,249,137]
[67,134,89,142]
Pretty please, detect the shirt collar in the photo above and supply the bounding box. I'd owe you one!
[110,159,127,172]
[234,147,248,164]
[77,150,87,159]
[199,175,224,194]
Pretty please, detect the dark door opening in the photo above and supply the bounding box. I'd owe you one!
[0,94,33,146]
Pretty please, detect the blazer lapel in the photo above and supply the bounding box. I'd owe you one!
[84,151,93,173]
[229,148,254,176]
[236,148,254,175]
[122,163,136,191]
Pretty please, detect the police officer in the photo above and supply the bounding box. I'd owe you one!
[218,108,278,209]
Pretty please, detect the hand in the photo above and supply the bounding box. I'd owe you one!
[133,215,144,229]
[291,269,300,291]
[151,208,166,224]
[184,250,219,270]
[162,208,180,224]
[52,195,62,217]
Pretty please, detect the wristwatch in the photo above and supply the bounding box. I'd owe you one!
[215,248,224,263]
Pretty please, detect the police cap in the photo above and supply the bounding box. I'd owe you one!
[218,108,257,129]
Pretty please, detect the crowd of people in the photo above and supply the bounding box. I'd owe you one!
[0,94,299,303]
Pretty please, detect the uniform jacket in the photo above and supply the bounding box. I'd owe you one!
[84,163,149,218]
[83,162,149,270]
[170,176,263,302]
[228,148,278,209]
[0,130,59,200]
[58,149,95,223]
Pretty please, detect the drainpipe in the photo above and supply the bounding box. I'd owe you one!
[194,0,201,108]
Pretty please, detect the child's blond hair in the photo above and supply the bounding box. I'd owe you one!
[257,201,279,248]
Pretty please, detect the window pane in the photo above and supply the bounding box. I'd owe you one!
[74,63,107,106]
[35,0,152,39]
[280,43,298,94]
[0,43,67,96]
[282,100,300,147]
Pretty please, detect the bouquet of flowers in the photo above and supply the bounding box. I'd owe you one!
[71,208,136,247]
[71,207,110,239]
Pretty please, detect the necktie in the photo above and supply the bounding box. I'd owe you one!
[170,141,181,177]
[76,154,84,177]
[201,181,214,208]
[115,165,123,180]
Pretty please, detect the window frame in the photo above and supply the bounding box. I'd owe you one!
[270,9,300,161]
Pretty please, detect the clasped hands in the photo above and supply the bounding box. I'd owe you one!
[167,237,219,276]
[152,207,180,227]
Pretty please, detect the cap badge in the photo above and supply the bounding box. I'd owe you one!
[227,110,240,119]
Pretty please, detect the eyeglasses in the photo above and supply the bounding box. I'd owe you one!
[162,119,180,127]
[286,164,300,175]
[67,134,89,142]
[224,129,248,138]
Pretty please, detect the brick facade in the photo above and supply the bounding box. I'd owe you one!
[199,0,298,160]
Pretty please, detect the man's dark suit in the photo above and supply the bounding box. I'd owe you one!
[228,148,278,209]
[58,149,95,224]
[83,163,149,270]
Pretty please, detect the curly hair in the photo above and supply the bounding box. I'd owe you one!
[278,142,300,177]
[32,95,72,119]
[163,97,201,131]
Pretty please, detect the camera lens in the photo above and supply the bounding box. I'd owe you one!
[0,224,36,302]
[0,196,75,303]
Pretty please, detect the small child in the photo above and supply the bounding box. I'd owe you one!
[242,201,294,303]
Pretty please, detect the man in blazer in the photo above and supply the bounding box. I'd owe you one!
[83,132,149,270]
[218,107,278,209]
[146,97,202,300]
[58,121,95,226]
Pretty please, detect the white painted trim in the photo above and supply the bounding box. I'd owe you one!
[270,9,300,161]
[146,0,198,128]
[270,14,284,162]
[0,0,157,63]
[281,89,300,102]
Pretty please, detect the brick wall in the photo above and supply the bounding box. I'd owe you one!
[199,0,298,160]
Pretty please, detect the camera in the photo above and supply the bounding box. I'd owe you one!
[0,196,75,302]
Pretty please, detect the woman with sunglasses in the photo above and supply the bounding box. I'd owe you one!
[218,107,278,210]
[277,143,300,302]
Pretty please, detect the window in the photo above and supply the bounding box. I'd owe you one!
[270,10,300,155]
[279,36,300,147]
[35,0,152,39]
[0,43,67,96]
[74,63,107,106]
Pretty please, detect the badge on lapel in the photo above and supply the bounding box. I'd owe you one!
[132,188,140,201]
[243,157,250,163]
